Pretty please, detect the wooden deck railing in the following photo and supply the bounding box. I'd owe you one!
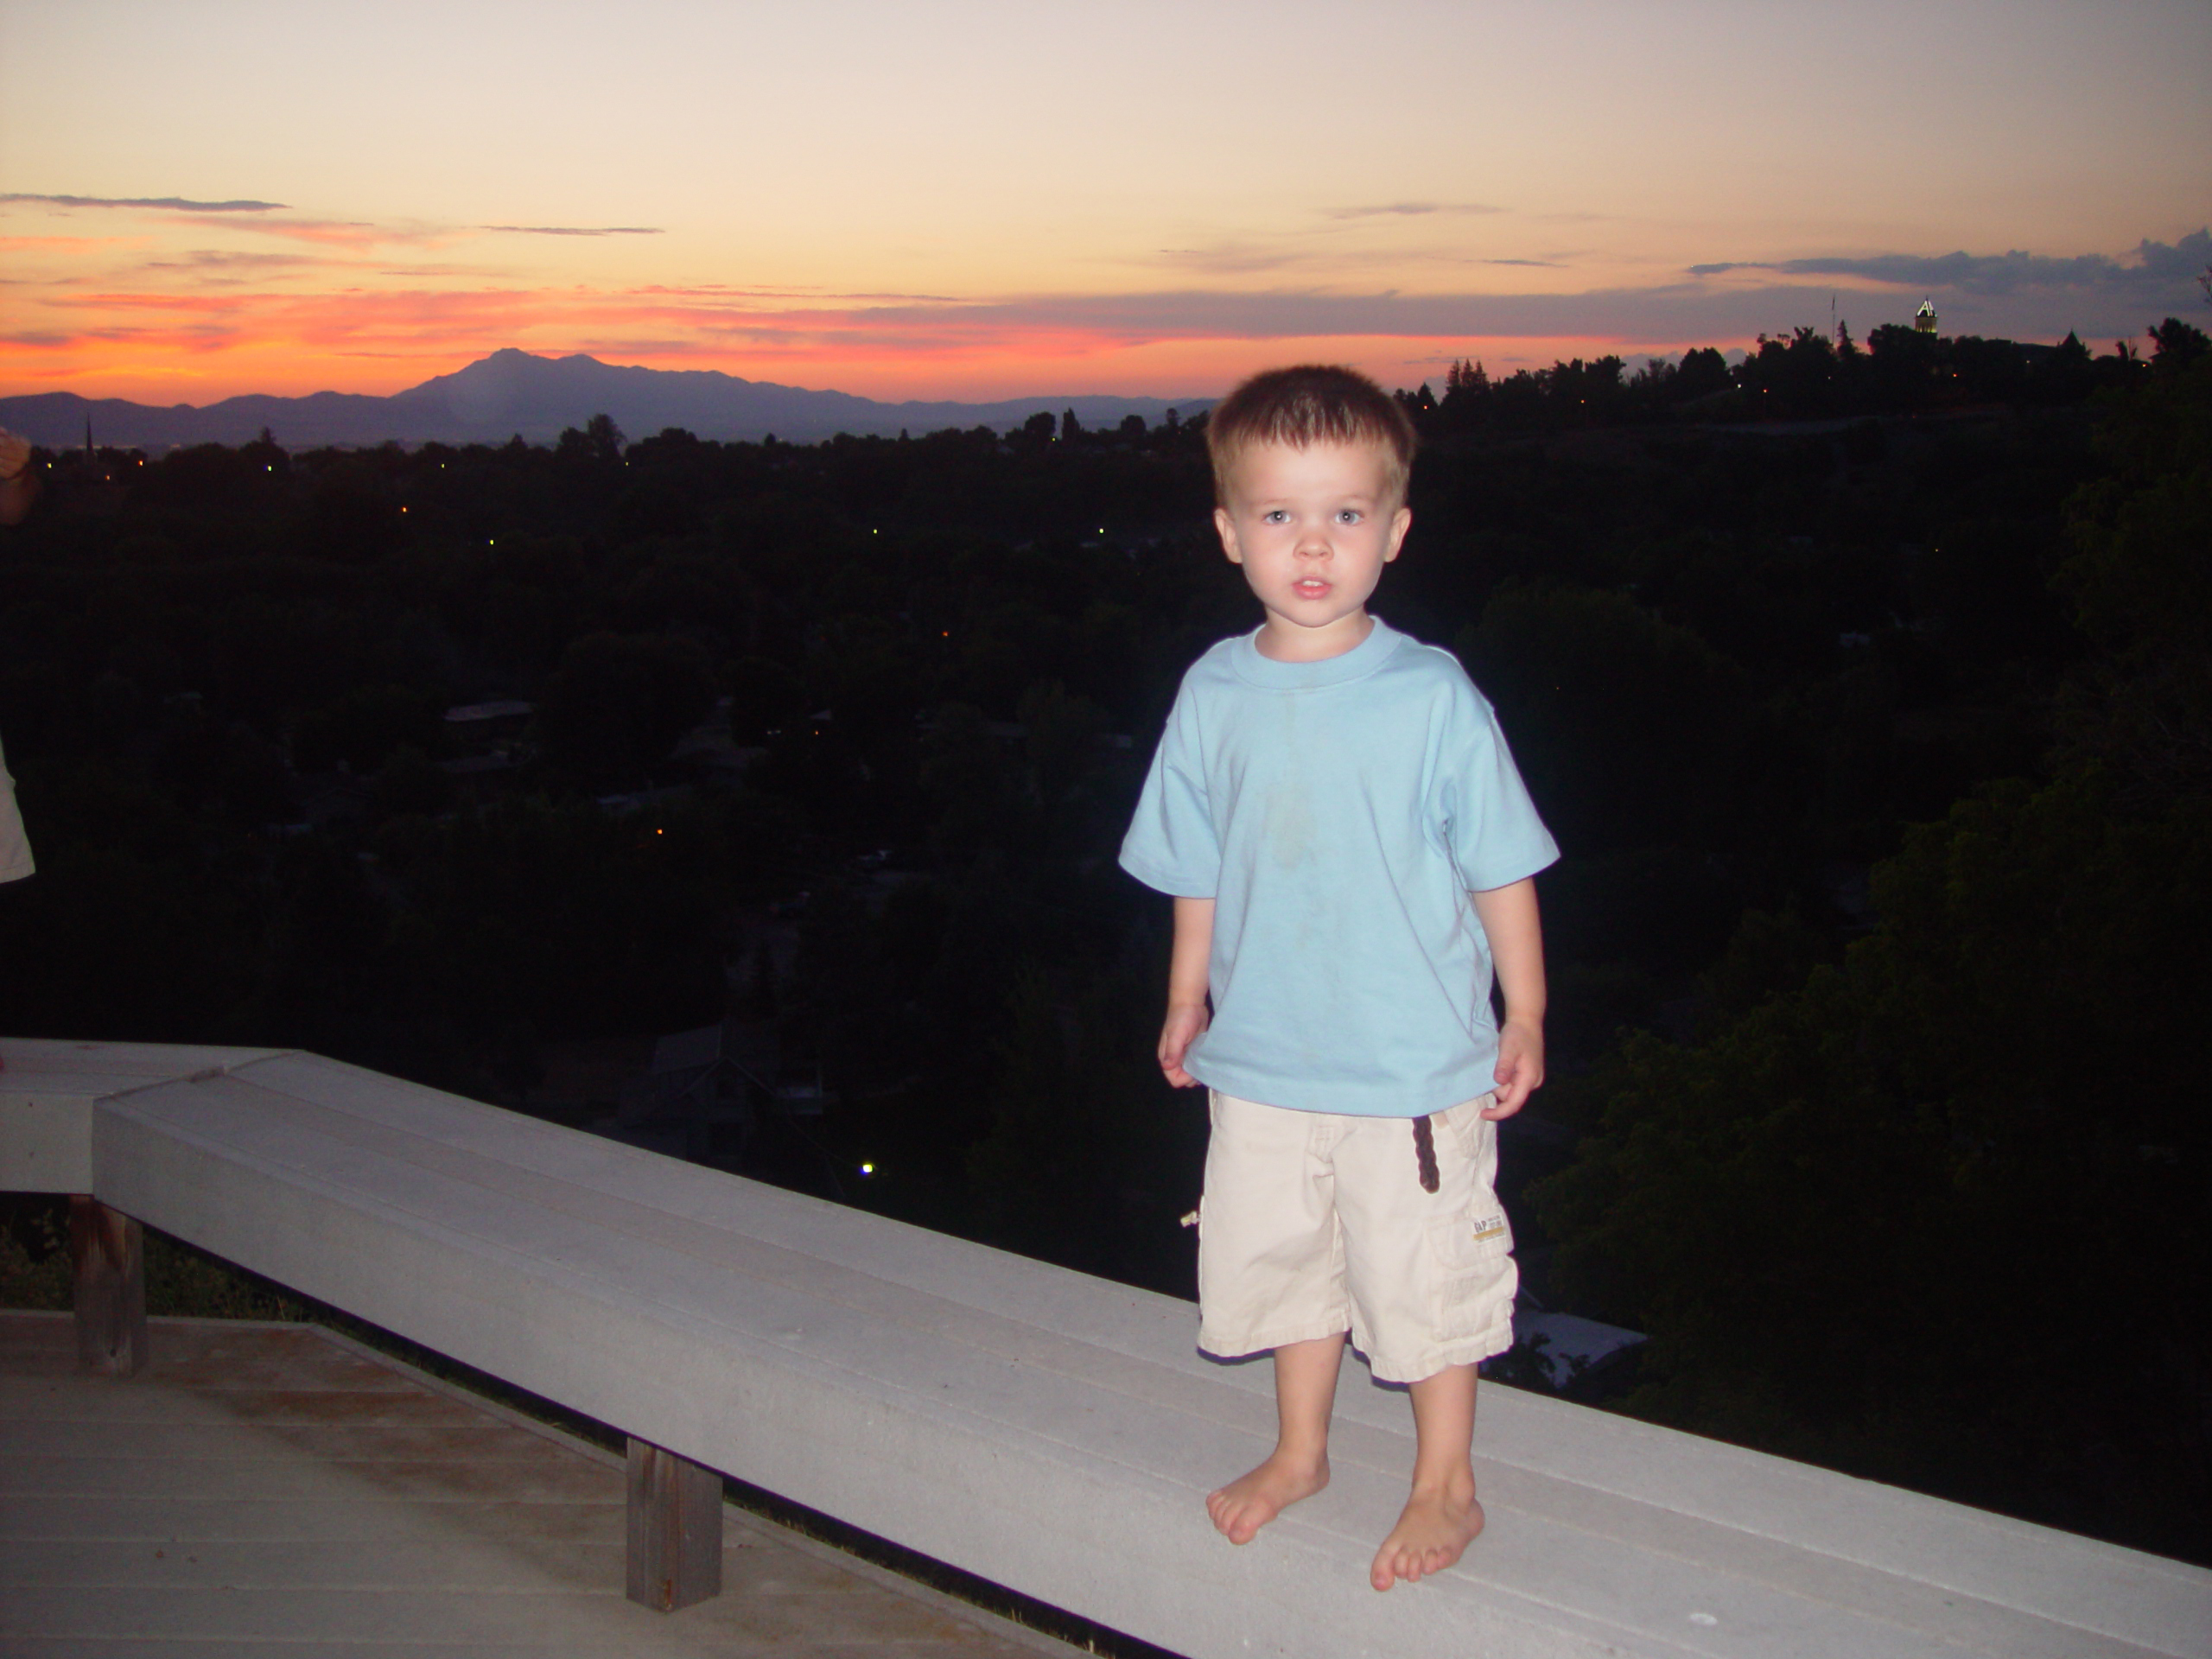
[4,1037,2207,1657]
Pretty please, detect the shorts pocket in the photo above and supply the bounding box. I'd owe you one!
[1442,1094,1498,1165]
[1426,1208,1516,1340]
[1436,1208,1514,1262]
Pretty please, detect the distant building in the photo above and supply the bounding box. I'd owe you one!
[608,1017,829,1163]
[1506,1293,1647,1395]
[289,769,373,831]
[443,700,534,748]
[1914,298,1938,335]
[637,1018,782,1127]
[438,751,519,810]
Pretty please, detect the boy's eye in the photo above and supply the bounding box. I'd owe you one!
[1338,509,1363,524]
[1263,509,1290,524]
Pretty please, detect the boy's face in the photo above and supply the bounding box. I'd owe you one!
[1215,438,1410,662]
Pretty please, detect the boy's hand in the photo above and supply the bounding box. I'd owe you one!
[1471,879,1546,1121]
[1481,1015,1544,1120]
[1159,1001,1210,1088]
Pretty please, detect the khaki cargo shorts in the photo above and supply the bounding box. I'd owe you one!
[1196,1090,1517,1384]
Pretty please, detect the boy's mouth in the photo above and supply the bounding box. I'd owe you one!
[1293,580,1332,600]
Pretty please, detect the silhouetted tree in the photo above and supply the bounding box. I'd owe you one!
[538,632,717,785]
[587,412,626,460]
[1675,346,1731,403]
[2150,315,2210,370]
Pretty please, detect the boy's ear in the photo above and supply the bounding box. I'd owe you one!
[1214,506,1244,564]
[1383,505,1412,563]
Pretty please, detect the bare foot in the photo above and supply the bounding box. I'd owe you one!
[1370,1470,1484,1589]
[1205,1448,1329,1544]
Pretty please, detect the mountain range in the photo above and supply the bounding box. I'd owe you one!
[0,349,1211,449]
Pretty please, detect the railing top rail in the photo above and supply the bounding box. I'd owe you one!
[5,1038,2207,1659]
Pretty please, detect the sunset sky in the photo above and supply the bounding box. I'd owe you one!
[3,0,2207,405]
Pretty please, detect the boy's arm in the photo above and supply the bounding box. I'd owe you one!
[1471,877,1545,1120]
[1159,895,1214,1088]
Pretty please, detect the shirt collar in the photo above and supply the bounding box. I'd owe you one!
[1230,614,1407,689]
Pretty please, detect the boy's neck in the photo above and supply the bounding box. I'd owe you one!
[1255,608,1376,663]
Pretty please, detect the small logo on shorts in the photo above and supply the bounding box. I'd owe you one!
[1471,1217,1509,1243]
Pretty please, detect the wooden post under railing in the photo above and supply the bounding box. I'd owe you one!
[70,1196,147,1377]
[626,1436,722,1611]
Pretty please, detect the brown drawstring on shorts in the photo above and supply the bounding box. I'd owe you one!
[1412,1115,1440,1192]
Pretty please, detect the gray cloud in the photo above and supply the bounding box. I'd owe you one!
[1,193,286,212]
[1148,241,1554,279]
[1152,243,1310,276]
[145,250,320,271]
[1690,231,2210,296]
[480,224,664,237]
[823,289,967,303]
[138,250,329,287]
[632,283,967,303]
[826,285,1703,339]
[794,252,2202,353]
[1325,202,1504,220]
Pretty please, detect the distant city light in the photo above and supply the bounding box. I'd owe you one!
[860,1162,874,1175]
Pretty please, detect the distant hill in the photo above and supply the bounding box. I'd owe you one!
[0,349,1211,449]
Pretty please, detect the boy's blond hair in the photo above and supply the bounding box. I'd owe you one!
[1205,365,1419,506]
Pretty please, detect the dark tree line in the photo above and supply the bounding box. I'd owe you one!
[1418,316,2181,430]
[1,318,2206,1560]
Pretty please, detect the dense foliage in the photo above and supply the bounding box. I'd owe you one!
[2,321,2204,1558]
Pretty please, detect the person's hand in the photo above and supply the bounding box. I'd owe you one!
[0,430,29,482]
[1480,1015,1544,1119]
[1158,1000,1210,1087]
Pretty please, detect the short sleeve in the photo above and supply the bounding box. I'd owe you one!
[1430,677,1558,892]
[1119,682,1220,898]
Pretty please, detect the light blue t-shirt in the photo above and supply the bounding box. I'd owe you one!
[1120,618,1558,1117]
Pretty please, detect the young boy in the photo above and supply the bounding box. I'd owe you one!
[1119,366,1555,1591]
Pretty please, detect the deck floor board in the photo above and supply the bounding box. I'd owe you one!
[0,1313,1084,1658]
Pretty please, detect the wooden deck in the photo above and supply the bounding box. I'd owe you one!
[0,1312,1084,1658]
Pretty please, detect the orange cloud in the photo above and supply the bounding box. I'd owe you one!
[0,235,130,253]
[3,272,1682,403]
[17,219,2183,405]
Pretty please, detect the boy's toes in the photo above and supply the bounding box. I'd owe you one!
[1369,1542,1406,1590]
[1205,1487,1251,1542]
[1205,1452,1328,1545]
[1371,1486,1484,1589]
[1369,1539,1442,1590]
